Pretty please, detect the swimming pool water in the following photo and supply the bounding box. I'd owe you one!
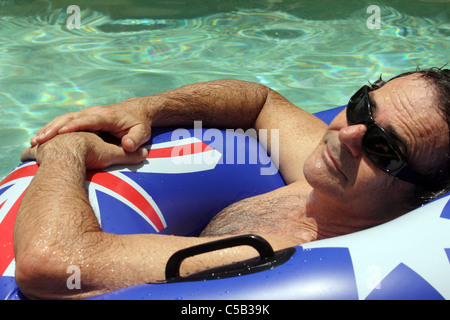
[0,0,449,178]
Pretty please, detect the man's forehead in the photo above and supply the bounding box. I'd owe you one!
[371,74,448,162]
[371,74,440,118]
[378,74,434,100]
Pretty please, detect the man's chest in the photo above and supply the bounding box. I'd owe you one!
[201,185,316,241]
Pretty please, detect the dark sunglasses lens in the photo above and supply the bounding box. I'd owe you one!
[363,127,403,172]
[347,87,368,124]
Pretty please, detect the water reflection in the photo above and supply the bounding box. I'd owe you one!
[0,5,448,178]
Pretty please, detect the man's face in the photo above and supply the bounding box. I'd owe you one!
[303,74,449,219]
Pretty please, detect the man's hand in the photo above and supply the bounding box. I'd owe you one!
[23,132,148,170]
[29,80,271,154]
[30,97,153,153]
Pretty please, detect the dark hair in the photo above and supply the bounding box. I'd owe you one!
[370,66,450,208]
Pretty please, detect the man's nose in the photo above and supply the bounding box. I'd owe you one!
[338,124,367,157]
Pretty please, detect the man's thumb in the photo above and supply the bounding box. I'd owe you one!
[122,125,151,152]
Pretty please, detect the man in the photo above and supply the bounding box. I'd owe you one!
[15,68,449,299]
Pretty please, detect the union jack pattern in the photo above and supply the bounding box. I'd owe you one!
[0,136,222,277]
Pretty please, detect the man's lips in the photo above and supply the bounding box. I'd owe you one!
[324,145,346,179]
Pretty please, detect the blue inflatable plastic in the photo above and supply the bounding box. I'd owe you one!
[1,106,449,300]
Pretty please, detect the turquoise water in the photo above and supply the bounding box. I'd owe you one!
[0,0,449,179]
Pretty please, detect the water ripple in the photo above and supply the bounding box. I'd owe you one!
[0,5,448,178]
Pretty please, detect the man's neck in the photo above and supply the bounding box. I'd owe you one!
[303,190,369,241]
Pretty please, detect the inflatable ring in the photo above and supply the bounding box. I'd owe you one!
[0,106,449,300]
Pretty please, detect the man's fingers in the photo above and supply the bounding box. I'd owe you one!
[57,116,110,134]
[30,107,107,146]
[88,144,149,169]
[123,147,149,165]
[106,146,149,167]
[20,146,38,162]
[30,112,79,146]
[29,105,152,156]
[121,124,151,153]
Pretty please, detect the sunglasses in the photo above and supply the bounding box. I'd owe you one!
[346,85,428,185]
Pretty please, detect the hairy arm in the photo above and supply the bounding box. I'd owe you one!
[14,133,299,299]
[31,80,268,146]
[31,80,327,183]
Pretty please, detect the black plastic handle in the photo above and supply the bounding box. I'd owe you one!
[165,234,275,281]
